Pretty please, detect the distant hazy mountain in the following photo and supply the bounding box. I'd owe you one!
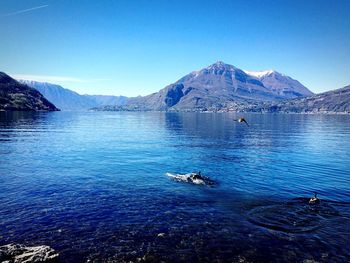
[19,80,128,111]
[260,85,350,113]
[95,61,313,111]
[0,72,58,111]
[19,80,94,111]
[84,94,128,107]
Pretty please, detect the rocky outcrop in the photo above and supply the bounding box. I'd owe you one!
[164,84,184,107]
[0,244,59,263]
[0,72,59,111]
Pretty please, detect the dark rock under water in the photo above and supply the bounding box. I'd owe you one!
[0,244,59,263]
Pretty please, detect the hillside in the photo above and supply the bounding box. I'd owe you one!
[0,72,59,111]
[260,85,350,113]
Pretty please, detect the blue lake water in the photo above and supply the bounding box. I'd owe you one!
[0,111,350,262]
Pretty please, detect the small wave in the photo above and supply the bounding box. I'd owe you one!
[165,172,215,186]
[247,199,340,233]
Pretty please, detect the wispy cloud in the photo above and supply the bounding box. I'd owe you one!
[12,74,110,84]
[1,4,49,17]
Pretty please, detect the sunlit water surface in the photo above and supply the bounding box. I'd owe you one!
[0,111,349,262]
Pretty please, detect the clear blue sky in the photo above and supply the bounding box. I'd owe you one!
[1,0,349,96]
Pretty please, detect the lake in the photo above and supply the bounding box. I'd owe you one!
[0,111,350,262]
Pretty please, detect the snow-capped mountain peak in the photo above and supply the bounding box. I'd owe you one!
[243,69,276,78]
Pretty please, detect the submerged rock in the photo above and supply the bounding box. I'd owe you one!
[166,172,216,186]
[0,244,59,263]
[157,233,166,238]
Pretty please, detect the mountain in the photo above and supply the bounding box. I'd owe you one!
[0,72,59,111]
[95,61,313,111]
[19,80,128,111]
[243,69,314,98]
[19,80,94,111]
[259,85,350,113]
[84,95,128,107]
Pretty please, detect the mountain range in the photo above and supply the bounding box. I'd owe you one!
[19,80,127,111]
[1,61,348,113]
[0,72,58,111]
[96,61,314,111]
